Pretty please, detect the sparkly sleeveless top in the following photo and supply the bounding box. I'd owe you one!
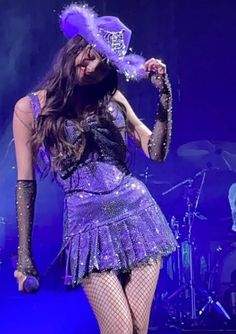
[29,93,130,194]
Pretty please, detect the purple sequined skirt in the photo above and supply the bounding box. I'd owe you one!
[60,170,177,286]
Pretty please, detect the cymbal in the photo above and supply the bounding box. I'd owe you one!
[177,140,236,172]
[150,180,171,185]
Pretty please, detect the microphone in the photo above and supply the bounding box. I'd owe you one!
[23,275,40,293]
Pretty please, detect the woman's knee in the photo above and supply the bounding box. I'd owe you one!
[121,316,133,334]
[102,311,133,334]
[111,313,133,334]
[133,321,149,334]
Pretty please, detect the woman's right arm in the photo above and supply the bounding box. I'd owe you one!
[13,96,39,292]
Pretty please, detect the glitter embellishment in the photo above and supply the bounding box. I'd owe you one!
[99,28,126,59]
[148,73,172,162]
[16,180,38,277]
[55,97,177,286]
[26,94,177,287]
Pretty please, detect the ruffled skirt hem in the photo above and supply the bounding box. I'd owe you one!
[63,203,177,286]
[64,248,175,286]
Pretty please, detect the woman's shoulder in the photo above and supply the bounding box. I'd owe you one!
[14,95,32,112]
[112,90,126,104]
[13,96,34,129]
[15,90,46,112]
[111,90,131,112]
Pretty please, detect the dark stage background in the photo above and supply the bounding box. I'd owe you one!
[0,1,236,333]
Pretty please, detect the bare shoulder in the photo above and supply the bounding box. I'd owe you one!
[14,95,34,129]
[113,90,128,104]
[112,90,137,117]
[14,89,46,116]
[112,90,133,115]
[14,95,32,113]
[113,90,149,130]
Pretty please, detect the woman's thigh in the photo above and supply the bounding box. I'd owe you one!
[124,259,161,334]
[82,270,133,334]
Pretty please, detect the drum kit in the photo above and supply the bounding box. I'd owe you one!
[140,140,236,328]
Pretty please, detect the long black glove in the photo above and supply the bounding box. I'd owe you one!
[148,73,172,161]
[15,180,39,292]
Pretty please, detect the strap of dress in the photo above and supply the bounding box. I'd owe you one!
[28,92,41,119]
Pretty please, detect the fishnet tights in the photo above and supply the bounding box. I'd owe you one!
[82,259,161,334]
[82,271,133,334]
[124,260,161,334]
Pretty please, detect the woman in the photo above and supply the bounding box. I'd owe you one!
[13,4,177,334]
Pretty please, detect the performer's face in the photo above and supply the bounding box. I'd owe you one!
[75,45,112,85]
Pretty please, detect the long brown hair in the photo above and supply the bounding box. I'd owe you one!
[32,35,118,172]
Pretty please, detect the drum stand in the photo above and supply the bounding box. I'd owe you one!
[163,170,231,325]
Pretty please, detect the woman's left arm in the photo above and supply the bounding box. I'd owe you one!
[114,58,172,162]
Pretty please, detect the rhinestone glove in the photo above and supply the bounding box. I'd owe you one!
[15,180,39,291]
[148,73,172,161]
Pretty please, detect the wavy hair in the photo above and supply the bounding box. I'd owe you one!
[31,35,118,172]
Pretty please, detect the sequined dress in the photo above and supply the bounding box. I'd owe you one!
[29,93,177,286]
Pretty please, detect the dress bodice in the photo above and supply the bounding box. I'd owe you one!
[29,94,130,193]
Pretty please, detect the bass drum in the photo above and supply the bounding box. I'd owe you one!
[215,242,236,300]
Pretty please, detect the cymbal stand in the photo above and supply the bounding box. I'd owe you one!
[190,171,230,321]
[164,170,231,324]
[185,170,207,320]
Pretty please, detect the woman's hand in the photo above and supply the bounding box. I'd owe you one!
[14,271,40,293]
[14,256,39,293]
[14,270,28,292]
[144,58,167,89]
[144,58,167,76]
